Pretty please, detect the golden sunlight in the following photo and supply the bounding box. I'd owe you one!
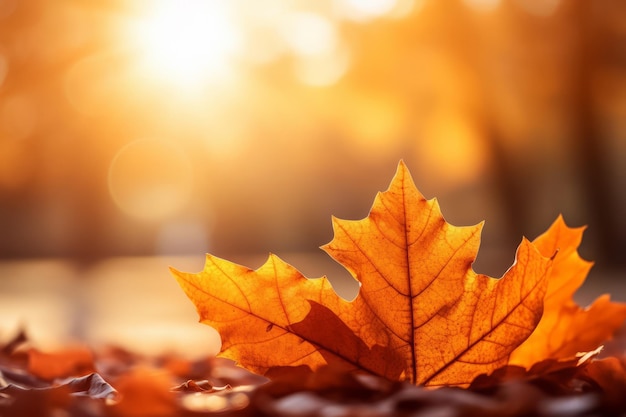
[129,0,241,87]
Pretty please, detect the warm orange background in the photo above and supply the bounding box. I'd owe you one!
[0,0,624,351]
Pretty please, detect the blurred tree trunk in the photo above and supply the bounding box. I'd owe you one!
[567,0,625,267]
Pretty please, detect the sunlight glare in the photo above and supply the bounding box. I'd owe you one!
[132,0,241,87]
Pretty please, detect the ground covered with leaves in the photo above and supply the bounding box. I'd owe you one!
[2,328,626,416]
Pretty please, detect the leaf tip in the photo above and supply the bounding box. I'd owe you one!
[514,236,553,271]
[551,214,589,239]
[169,265,186,284]
[394,158,415,185]
[554,213,587,229]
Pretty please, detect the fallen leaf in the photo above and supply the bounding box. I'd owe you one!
[470,346,603,395]
[171,379,229,393]
[172,161,552,386]
[0,328,27,357]
[0,371,118,417]
[510,216,626,366]
[28,345,95,381]
[0,371,116,400]
[60,372,118,400]
[252,365,605,417]
[579,356,626,411]
[108,366,177,417]
[1,326,625,416]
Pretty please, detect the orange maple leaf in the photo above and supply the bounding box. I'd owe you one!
[171,162,552,386]
[509,216,626,366]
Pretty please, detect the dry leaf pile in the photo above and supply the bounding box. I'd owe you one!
[3,162,626,416]
[2,329,626,416]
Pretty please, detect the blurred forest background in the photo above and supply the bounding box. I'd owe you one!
[1,0,625,278]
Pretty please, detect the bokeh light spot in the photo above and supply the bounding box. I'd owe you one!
[294,46,350,87]
[282,12,338,57]
[281,12,347,86]
[182,394,229,413]
[108,139,193,222]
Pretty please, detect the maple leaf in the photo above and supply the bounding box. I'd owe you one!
[509,216,626,366]
[172,161,552,386]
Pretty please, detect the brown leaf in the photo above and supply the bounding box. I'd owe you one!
[0,371,116,400]
[470,347,602,396]
[172,161,552,386]
[0,371,118,417]
[171,379,229,393]
[61,372,118,400]
[579,357,626,411]
[0,329,27,357]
